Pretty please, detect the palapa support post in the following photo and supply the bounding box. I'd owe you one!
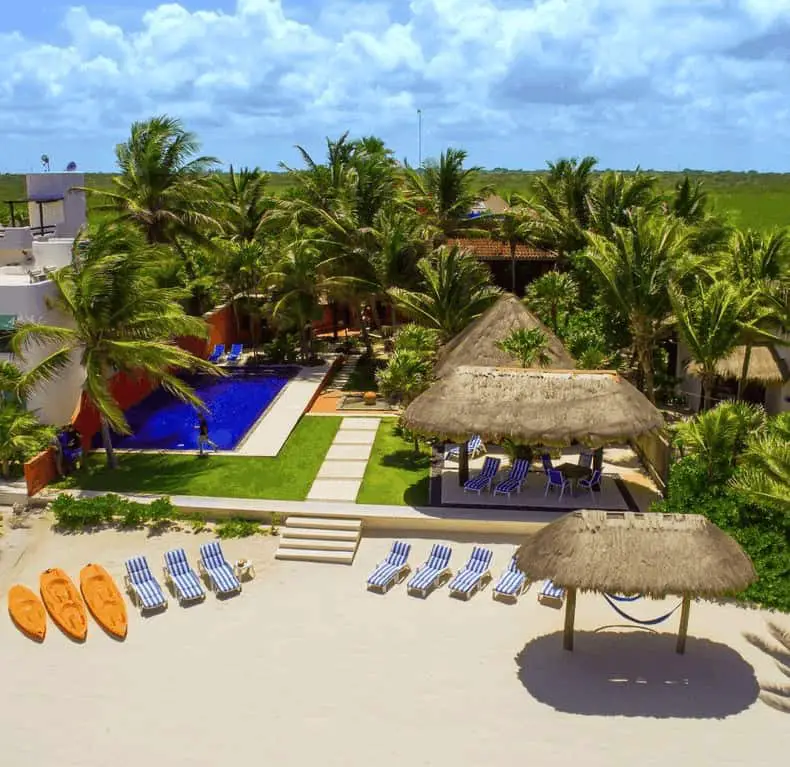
[563,587,577,651]
[458,441,470,486]
[676,593,691,654]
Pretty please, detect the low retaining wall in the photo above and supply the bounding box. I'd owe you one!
[631,430,672,493]
[24,448,59,497]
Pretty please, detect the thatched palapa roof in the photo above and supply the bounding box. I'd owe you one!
[688,345,789,384]
[403,367,663,446]
[434,294,575,378]
[515,510,756,598]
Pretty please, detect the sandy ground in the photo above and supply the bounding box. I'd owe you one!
[0,512,788,767]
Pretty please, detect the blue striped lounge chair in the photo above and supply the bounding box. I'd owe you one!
[226,343,243,363]
[124,556,168,613]
[163,548,206,605]
[208,344,225,363]
[407,544,453,598]
[198,541,242,596]
[447,546,493,600]
[493,458,531,497]
[538,579,565,608]
[446,435,485,461]
[463,456,501,494]
[366,541,412,593]
[492,556,528,601]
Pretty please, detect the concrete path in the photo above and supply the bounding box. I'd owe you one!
[306,417,381,502]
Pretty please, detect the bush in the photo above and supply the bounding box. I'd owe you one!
[50,493,176,531]
[216,517,262,538]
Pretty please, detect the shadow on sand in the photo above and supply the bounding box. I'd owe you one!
[515,630,758,719]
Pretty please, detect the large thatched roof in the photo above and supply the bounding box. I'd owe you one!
[688,345,789,384]
[434,294,575,378]
[515,510,756,598]
[403,367,663,446]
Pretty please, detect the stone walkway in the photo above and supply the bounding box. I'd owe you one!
[306,417,381,502]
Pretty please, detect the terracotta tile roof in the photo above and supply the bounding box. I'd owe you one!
[448,238,557,261]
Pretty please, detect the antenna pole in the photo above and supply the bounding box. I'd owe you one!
[417,109,422,168]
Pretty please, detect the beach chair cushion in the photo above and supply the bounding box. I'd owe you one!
[386,540,411,567]
[463,457,501,491]
[494,568,526,596]
[540,580,565,601]
[208,344,225,361]
[408,544,452,592]
[165,549,204,601]
[447,435,483,458]
[226,343,243,361]
[493,459,530,494]
[448,546,493,594]
[367,541,411,589]
[199,541,241,594]
[125,556,166,608]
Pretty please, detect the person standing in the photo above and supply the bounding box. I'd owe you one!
[197,412,218,456]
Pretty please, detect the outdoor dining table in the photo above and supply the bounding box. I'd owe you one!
[554,462,593,482]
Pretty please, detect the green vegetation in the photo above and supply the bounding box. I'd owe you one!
[215,517,266,538]
[51,493,176,531]
[58,416,341,499]
[357,419,430,506]
[343,355,386,391]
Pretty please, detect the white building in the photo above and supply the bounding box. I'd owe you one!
[0,173,87,425]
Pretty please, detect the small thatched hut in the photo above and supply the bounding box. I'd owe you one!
[404,367,663,446]
[434,294,575,378]
[688,344,789,384]
[515,510,757,653]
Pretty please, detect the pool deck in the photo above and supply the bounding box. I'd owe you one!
[234,363,330,457]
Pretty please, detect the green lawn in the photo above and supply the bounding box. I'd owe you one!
[57,415,341,500]
[356,419,430,506]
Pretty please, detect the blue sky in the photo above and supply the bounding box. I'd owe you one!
[2,0,790,173]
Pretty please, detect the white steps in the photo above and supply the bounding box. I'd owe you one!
[276,515,362,564]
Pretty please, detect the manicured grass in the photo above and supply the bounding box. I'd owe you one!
[343,355,387,392]
[57,415,341,500]
[356,419,430,506]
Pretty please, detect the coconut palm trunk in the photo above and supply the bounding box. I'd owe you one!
[99,415,117,469]
[737,344,752,401]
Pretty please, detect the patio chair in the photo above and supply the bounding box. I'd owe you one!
[163,548,206,605]
[577,468,604,500]
[492,458,531,497]
[366,541,412,593]
[544,469,571,501]
[198,541,242,596]
[207,344,225,363]
[578,449,593,469]
[225,343,243,363]
[492,556,528,602]
[407,544,453,598]
[540,453,554,474]
[463,456,501,495]
[446,435,485,461]
[447,546,493,600]
[124,556,168,613]
[538,579,566,608]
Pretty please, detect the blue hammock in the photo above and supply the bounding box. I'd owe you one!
[603,593,682,626]
[605,593,641,603]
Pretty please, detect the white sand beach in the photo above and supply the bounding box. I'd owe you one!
[1,511,788,767]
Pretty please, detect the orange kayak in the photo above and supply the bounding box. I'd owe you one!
[40,568,87,641]
[80,563,128,639]
[8,585,47,641]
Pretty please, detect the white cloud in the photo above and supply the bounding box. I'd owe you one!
[1,0,790,170]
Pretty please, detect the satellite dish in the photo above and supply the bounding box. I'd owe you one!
[66,161,77,172]
[40,154,50,172]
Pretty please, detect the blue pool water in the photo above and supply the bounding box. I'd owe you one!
[101,367,298,451]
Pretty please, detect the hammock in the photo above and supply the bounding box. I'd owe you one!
[605,593,641,603]
[603,593,682,626]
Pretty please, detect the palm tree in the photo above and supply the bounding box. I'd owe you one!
[523,270,579,334]
[221,240,270,354]
[493,193,534,293]
[0,402,50,478]
[376,349,432,406]
[12,224,218,468]
[402,148,491,239]
[670,281,781,410]
[212,165,275,242]
[587,169,660,238]
[496,328,551,368]
[389,245,502,341]
[732,413,790,510]
[584,211,696,402]
[668,175,730,255]
[87,115,219,245]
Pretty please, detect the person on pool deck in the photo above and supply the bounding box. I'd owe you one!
[197,412,218,456]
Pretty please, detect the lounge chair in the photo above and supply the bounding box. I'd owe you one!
[577,468,604,500]
[544,469,571,501]
[366,541,412,593]
[226,343,243,363]
[492,458,531,497]
[538,579,565,608]
[447,546,493,600]
[124,556,168,613]
[446,435,485,461]
[163,548,206,605]
[492,556,528,601]
[407,544,453,597]
[207,344,225,363]
[198,541,242,596]
[463,456,501,494]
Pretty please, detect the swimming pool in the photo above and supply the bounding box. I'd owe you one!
[102,367,298,451]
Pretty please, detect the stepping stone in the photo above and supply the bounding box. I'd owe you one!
[326,444,373,461]
[307,479,362,502]
[339,418,381,431]
[317,461,367,479]
[334,430,377,445]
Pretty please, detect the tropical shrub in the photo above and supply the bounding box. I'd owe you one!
[50,493,176,531]
[216,517,262,538]
[496,328,550,368]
